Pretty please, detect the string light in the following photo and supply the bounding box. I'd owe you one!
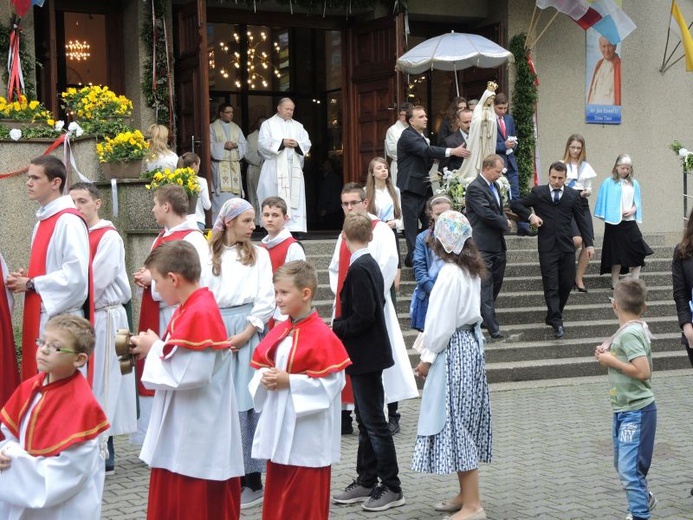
[66,40,90,61]
[211,28,283,89]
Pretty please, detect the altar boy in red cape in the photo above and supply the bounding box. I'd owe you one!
[0,250,19,407]
[6,156,89,382]
[0,315,109,519]
[130,240,243,520]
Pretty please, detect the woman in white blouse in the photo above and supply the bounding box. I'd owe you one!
[206,198,275,509]
[144,124,179,172]
[594,154,653,289]
[561,134,597,292]
[365,157,403,292]
[411,211,492,520]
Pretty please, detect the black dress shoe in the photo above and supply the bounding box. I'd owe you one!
[490,330,504,340]
[554,325,565,339]
[573,283,588,293]
[517,228,538,237]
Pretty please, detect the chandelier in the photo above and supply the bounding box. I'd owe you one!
[66,40,91,62]
[212,29,282,89]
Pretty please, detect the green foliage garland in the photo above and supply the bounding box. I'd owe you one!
[141,0,174,132]
[509,33,538,196]
[0,21,37,99]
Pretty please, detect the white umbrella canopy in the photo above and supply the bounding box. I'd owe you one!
[396,31,515,94]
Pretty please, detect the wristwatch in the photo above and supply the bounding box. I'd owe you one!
[25,278,35,292]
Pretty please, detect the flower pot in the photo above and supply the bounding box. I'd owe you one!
[188,194,198,214]
[0,119,48,130]
[101,160,143,180]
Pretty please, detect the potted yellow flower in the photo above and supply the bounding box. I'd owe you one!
[143,166,201,213]
[96,129,149,179]
[61,85,133,138]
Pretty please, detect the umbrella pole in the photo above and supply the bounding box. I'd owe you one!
[454,64,459,96]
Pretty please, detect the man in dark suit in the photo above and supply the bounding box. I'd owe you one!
[465,154,512,339]
[511,162,595,338]
[494,93,534,237]
[439,108,472,173]
[332,211,405,512]
[396,105,466,266]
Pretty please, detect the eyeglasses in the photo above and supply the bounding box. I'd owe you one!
[35,338,78,354]
[341,200,364,208]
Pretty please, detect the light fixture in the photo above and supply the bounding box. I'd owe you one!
[66,40,90,61]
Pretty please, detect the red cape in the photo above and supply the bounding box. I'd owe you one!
[251,310,351,377]
[1,371,109,456]
[161,287,231,357]
[0,273,19,407]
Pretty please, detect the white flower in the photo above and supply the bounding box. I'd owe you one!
[679,148,690,157]
[54,120,65,131]
[9,128,22,141]
[67,121,84,137]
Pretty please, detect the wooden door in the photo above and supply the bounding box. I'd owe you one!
[344,15,404,184]
[174,0,209,164]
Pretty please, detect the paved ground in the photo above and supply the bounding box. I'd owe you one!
[102,369,693,519]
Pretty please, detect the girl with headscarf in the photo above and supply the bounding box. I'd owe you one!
[206,198,275,509]
[411,211,492,520]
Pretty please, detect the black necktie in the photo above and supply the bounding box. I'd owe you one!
[553,188,560,204]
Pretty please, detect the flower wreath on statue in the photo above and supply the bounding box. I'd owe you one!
[437,166,511,211]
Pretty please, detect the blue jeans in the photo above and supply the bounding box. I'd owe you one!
[612,401,657,520]
[351,371,401,493]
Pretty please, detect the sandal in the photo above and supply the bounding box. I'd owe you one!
[434,499,463,512]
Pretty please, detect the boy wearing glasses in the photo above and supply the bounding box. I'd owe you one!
[0,315,109,519]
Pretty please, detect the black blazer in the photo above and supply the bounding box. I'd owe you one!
[396,126,448,196]
[672,245,693,330]
[495,114,518,173]
[332,253,394,375]
[511,185,593,253]
[439,131,467,173]
[465,175,507,253]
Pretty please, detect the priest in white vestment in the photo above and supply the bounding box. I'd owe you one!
[257,98,312,233]
[210,103,247,221]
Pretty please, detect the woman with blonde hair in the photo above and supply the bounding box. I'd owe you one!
[594,153,653,288]
[144,124,178,172]
[561,134,597,292]
[206,198,275,509]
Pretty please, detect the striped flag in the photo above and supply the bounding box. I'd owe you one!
[536,0,603,30]
[671,0,693,71]
[590,0,637,44]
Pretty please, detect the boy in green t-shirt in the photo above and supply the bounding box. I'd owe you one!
[595,278,657,520]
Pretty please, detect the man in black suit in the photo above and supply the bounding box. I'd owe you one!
[396,105,467,266]
[439,108,472,173]
[494,93,534,237]
[332,211,405,512]
[465,154,512,339]
[511,162,595,338]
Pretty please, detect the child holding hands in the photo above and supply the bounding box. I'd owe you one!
[250,260,351,519]
[595,278,657,520]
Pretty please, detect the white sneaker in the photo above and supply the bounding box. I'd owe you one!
[625,492,657,520]
[240,486,264,510]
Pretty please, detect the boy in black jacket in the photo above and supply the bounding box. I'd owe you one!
[332,211,405,512]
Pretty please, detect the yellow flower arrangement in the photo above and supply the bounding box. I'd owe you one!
[96,130,149,163]
[60,85,133,120]
[0,95,52,122]
[144,166,201,197]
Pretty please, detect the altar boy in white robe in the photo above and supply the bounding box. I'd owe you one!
[70,183,137,473]
[250,261,351,520]
[257,98,312,233]
[131,240,244,520]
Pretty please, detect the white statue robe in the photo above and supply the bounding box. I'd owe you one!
[249,336,345,467]
[384,120,407,186]
[257,114,312,232]
[328,214,419,403]
[140,336,245,480]
[32,196,89,330]
[90,220,136,436]
[210,119,247,220]
[0,407,104,520]
[459,89,498,180]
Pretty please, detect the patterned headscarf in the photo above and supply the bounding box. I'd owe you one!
[434,210,472,255]
[212,198,253,232]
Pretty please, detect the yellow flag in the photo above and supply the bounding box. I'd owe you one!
[671,1,693,71]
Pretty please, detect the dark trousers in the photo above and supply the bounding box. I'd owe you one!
[401,190,429,263]
[538,249,575,327]
[505,169,530,233]
[479,250,506,333]
[351,371,401,493]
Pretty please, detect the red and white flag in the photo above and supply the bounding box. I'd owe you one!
[536,0,603,30]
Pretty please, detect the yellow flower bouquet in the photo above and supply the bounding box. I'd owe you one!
[96,130,149,163]
[143,167,201,197]
[61,85,133,120]
[0,95,52,122]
